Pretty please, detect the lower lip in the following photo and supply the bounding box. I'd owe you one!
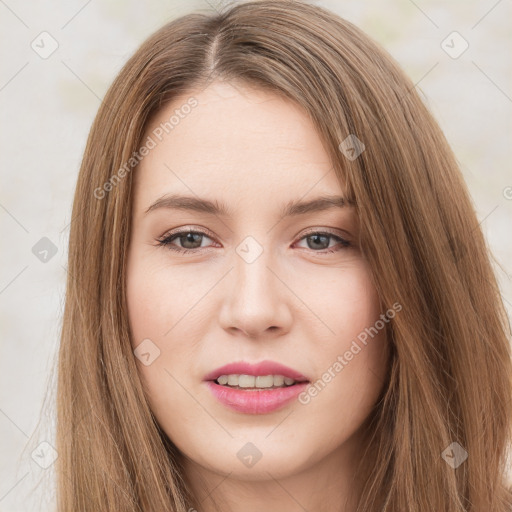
[205,381,309,414]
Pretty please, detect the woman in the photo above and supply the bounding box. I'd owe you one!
[56,0,512,510]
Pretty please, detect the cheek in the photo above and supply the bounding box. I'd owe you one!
[301,258,383,354]
[125,249,211,418]
[298,261,389,421]
[126,275,169,347]
[125,260,205,453]
[126,253,201,348]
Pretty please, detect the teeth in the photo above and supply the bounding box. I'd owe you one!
[217,375,229,385]
[239,375,255,388]
[255,375,274,388]
[215,374,298,388]
[273,375,284,386]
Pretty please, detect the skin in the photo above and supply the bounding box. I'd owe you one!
[126,80,390,512]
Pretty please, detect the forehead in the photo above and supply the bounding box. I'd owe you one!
[133,81,344,211]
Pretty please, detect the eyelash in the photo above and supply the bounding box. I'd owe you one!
[156,227,352,255]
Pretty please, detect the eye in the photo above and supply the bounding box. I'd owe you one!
[294,230,351,254]
[156,228,216,254]
[156,227,351,255]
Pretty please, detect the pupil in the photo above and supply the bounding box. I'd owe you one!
[308,234,328,250]
[182,233,202,249]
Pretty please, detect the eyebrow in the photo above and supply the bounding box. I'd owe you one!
[144,193,355,218]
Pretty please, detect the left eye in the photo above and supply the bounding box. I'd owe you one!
[295,232,351,252]
[156,229,351,254]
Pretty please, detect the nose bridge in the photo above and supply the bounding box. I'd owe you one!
[233,238,277,308]
[219,235,290,336]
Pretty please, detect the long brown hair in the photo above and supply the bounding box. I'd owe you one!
[51,0,512,510]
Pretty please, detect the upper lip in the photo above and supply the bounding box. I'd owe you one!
[204,360,310,382]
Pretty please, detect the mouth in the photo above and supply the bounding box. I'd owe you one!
[211,373,308,390]
[203,361,311,414]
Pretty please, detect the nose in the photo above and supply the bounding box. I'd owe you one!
[218,248,292,339]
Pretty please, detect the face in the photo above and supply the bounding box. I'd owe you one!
[126,80,389,485]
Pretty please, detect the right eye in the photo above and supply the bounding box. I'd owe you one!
[156,228,217,254]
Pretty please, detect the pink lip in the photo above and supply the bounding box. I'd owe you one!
[203,360,309,382]
[203,360,310,415]
[205,381,309,414]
